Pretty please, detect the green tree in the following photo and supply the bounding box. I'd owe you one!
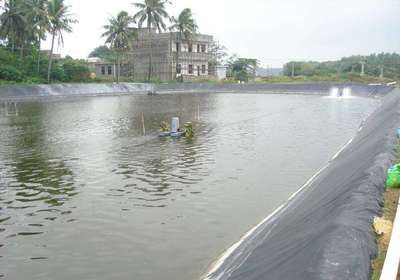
[46,0,76,83]
[89,45,116,60]
[227,57,258,81]
[26,0,50,74]
[133,0,170,81]
[169,8,197,81]
[102,11,136,83]
[0,0,26,53]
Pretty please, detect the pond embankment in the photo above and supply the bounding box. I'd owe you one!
[0,82,394,100]
[204,88,400,280]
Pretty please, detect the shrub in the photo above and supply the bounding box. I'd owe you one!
[0,64,24,81]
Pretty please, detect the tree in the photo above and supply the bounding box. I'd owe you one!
[46,0,76,83]
[227,57,258,82]
[0,0,26,53]
[209,40,227,76]
[133,0,170,81]
[27,0,50,74]
[102,11,136,83]
[169,8,197,81]
[89,45,116,60]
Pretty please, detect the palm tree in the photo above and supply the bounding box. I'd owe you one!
[169,8,197,81]
[0,0,26,53]
[133,0,169,81]
[27,0,50,73]
[102,11,136,83]
[46,0,76,83]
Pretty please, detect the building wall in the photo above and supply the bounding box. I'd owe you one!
[128,30,216,81]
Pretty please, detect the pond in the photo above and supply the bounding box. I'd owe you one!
[0,92,379,280]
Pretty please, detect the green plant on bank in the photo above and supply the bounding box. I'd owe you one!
[0,47,91,83]
[283,53,400,81]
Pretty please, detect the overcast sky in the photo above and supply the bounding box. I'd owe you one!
[43,0,400,67]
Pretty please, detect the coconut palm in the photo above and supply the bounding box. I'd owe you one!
[27,0,50,73]
[169,8,197,81]
[102,11,136,83]
[132,0,170,81]
[0,0,26,52]
[46,0,76,83]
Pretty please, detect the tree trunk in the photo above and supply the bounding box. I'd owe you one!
[116,54,120,84]
[147,28,153,82]
[37,28,42,74]
[176,33,183,82]
[147,22,152,82]
[47,31,56,84]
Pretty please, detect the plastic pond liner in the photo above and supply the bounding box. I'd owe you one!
[204,89,400,280]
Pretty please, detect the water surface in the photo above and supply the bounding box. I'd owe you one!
[0,93,379,280]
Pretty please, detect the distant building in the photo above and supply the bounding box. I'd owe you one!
[87,57,130,79]
[42,50,62,59]
[216,65,228,80]
[129,29,216,81]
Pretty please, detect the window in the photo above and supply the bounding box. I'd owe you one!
[101,66,105,75]
[188,43,192,53]
[201,44,206,53]
[197,44,200,53]
[108,66,112,75]
[197,65,201,76]
[202,65,206,74]
[176,43,180,52]
[188,64,193,74]
[176,64,182,74]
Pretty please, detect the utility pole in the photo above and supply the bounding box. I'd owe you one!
[360,61,365,77]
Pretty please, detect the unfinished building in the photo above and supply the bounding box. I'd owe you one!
[129,29,216,81]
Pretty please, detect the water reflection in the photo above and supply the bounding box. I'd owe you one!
[0,102,76,239]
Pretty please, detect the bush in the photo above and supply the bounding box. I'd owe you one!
[62,59,90,82]
[0,64,24,81]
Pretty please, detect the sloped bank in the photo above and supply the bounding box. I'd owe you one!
[0,82,394,100]
[0,83,153,100]
[204,89,400,280]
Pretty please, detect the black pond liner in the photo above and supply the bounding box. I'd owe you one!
[0,82,394,100]
[204,89,400,280]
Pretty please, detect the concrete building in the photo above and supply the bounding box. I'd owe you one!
[129,29,216,81]
[87,57,131,80]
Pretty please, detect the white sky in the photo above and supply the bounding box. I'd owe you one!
[43,0,400,67]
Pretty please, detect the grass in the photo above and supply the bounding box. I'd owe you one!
[371,144,400,280]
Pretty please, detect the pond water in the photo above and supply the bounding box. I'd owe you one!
[0,93,379,280]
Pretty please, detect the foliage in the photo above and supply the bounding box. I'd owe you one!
[227,56,258,81]
[0,64,23,81]
[283,53,400,80]
[209,40,228,66]
[169,8,197,41]
[0,46,90,83]
[46,0,77,82]
[61,58,90,82]
[89,45,117,61]
[133,0,170,81]
[132,0,170,33]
